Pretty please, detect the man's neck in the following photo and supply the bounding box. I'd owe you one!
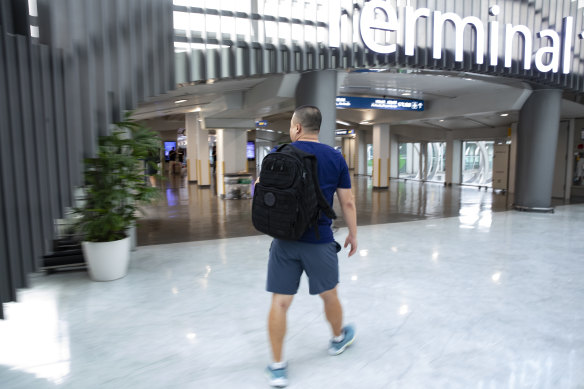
[295,135,319,142]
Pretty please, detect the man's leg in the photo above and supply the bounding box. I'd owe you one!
[268,293,295,362]
[319,286,343,337]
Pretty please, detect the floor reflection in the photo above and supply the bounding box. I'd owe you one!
[137,173,566,246]
[0,291,70,384]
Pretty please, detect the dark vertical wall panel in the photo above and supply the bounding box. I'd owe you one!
[51,50,72,209]
[16,36,42,274]
[1,0,175,317]
[40,45,61,219]
[4,34,31,287]
[0,24,19,320]
[29,45,53,254]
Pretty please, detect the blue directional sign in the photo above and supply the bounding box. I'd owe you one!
[256,120,268,127]
[336,96,424,111]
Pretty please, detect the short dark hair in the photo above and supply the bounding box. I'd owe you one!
[293,105,322,133]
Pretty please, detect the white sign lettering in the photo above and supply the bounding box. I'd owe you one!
[359,1,576,74]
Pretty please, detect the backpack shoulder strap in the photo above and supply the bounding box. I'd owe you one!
[307,155,337,220]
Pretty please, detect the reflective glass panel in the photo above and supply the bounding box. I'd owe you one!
[462,141,494,187]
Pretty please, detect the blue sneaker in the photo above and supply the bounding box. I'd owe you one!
[265,363,288,387]
[328,325,356,355]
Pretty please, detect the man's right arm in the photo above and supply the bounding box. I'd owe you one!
[336,187,357,257]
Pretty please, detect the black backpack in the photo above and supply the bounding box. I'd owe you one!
[252,144,336,240]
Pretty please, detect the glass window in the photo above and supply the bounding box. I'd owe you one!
[206,14,220,35]
[399,143,421,180]
[236,17,250,41]
[221,13,235,41]
[426,142,446,183]
[262,1,278,17]
[189,12,205,37]
[462,141,494,187]
[174,11,190,31]
[221,0,250,13]
[367,144,373,176]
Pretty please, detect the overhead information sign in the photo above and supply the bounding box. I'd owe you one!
[336,96,424,111]
[256,120,268,127]
[336,129,355,136]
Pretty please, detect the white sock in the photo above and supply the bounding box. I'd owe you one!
[270,361,287,369]
[333,331,345,343]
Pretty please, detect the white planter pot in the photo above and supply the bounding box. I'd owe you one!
[82,237,131,281]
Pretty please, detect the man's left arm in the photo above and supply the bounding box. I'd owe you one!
[336,187,357,257]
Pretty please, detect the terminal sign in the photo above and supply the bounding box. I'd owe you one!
[336,96,424,111]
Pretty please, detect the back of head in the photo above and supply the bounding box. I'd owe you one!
[293,105,322,133]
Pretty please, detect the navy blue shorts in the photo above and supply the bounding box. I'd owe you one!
[266,239,341,295]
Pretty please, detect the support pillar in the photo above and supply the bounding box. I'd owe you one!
[342,137,356,170]
[514,88,562,211]
[445,135,462,186]
[295,70,337,147]
[389,133,399,179]
[216,128,247,197]
[186,112,211,187]
[356,130,367,175]
[373,124,390,188]
[186,113,198,183]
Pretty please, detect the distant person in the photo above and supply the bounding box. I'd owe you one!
[168,147,176,162]
[263,106,358,387]
[168,147,177,174]
[576,144,584,185]
[145,149,160,187]
[211,146,217,173]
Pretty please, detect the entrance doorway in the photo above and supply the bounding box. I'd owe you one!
[462,141,494,187]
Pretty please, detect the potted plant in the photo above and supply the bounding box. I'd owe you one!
[75,113,161,281]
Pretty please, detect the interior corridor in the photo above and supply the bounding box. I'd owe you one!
[137,174,525,246]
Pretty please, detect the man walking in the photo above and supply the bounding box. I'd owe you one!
[265,105,358,387]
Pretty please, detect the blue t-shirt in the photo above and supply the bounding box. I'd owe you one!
[289,141,351,243]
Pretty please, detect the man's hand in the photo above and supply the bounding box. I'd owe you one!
[344,234,357,257]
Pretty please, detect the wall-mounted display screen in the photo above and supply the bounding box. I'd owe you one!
[247,141,255,160]
[164,141,176,160]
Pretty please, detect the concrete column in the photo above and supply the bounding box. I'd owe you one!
[342,137,356,170]
[373,124,390,188]
[419,142,427,181]
[185,113,198,183]
[186,112,211,187]
[295,70,337,147]
[508,122,518,194]
[356,130,367,175]
[389,133,399,179]
[445,134,462,185]
[514,88,562,211]
[565,119,575,201]
[216,128,247,197]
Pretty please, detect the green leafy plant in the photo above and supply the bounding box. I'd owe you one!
[75,113,161,242]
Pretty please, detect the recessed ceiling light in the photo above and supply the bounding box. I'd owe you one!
[439,119,445,122]
[500,113,509,117]
[401,92,411,96]
[174,99,187,104]
[336,120,350,126]
[360,121,370,125]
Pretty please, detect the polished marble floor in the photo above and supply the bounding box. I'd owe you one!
[1,198,584,388]
[137,173,525,246]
